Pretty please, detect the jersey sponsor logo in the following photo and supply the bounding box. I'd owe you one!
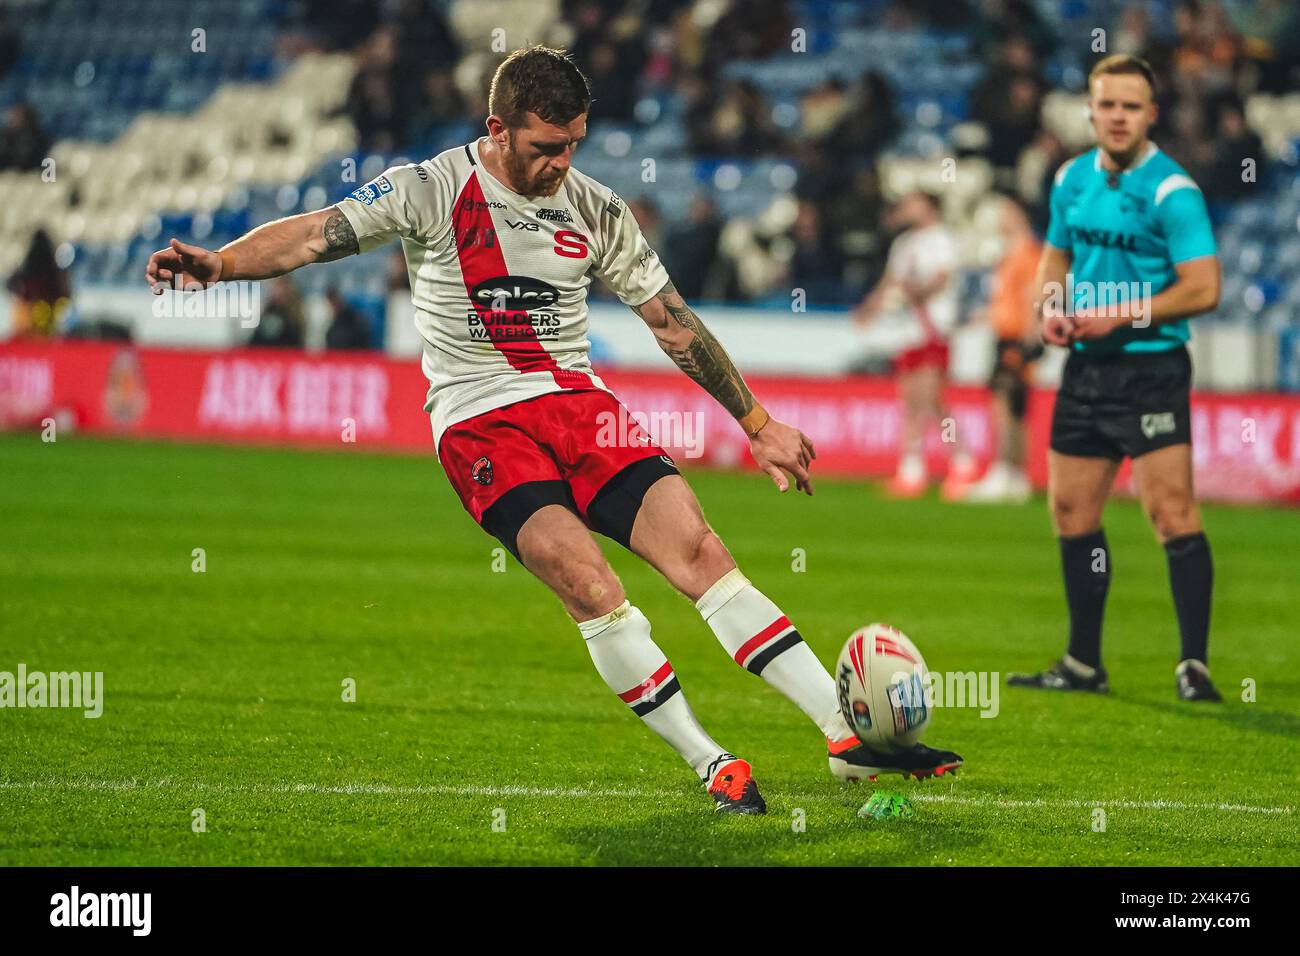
[457,226,496,250]
[505,219,540,231]
[470,456,494,485]
[407,163,429,182]
[469,276,559,311]
[348,175,393,205]
[553,230,589,259]
[537,208,573,223]
[1066,225,1139,252]
[460,197,506,211]
[605,193,624,220]
[1141,412,1176,439]
[469,312,562,340]
[468,275,563,342]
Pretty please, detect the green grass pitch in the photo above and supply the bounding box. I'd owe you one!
[1,432,1297,866]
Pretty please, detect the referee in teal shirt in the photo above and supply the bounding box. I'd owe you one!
[1009,55,1223,701]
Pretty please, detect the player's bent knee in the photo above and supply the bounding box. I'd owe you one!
[686,529,736,598]
[1148,495,1199,542]
[651,516,736,602]
[1050,495,1101,538]
[514,507,624,618]
[565,566,626,621]
[540,548,625,620]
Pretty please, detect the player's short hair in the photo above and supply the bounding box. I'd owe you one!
[489,45,592,129]
[1088,54,1157,97]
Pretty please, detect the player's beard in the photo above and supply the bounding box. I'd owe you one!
[503,137,567,197]
[531,169,567,196]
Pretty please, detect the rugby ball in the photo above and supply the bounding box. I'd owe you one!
[836,623,930,751]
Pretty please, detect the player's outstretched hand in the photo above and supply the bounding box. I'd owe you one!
[146,238,222,293]
[751,417,816,496]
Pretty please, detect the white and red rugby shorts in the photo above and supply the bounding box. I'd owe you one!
[895,338,950,373]
[895,302,951,373]
[438,389,679,560]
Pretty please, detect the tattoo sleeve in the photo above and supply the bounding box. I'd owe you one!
[632,280,756,420]
[318,208,359,262]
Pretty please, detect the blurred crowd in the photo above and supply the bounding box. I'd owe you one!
[6,224,374,350]
[6,0,1299,343]
[984,1,1291,209]
[272,0,1300,310]
[0,103,49,172]
[244,277,376,351]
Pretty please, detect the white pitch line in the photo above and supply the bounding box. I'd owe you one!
[0,779,655,800]
[0,778,1293,816]
[907,792,1294,816]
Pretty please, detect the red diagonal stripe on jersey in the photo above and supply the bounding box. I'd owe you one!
[619,660,673,702]
[733,615,793,666]
[451,171,591,389]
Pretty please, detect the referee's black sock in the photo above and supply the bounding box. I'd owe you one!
[1060,529,1111,669]
[1165,532,1213,665]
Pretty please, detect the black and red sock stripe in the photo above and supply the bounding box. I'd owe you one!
[733,615,803,676]
[617,660,682,717]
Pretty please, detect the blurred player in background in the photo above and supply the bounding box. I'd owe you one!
[7,228,70,338]
[1009,55,1222,702]
[145,46,962,815]
[961,192,1043,504]
[854,190,977,499]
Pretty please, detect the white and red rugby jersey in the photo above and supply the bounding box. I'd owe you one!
[883,222,959,345]
[337,139,670,451]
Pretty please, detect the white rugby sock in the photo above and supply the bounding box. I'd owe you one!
[578,601,733,782]
[697,568,854,743]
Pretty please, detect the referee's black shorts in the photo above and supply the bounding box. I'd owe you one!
[1049,346,1192,461]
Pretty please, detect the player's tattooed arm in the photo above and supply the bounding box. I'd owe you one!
[316,207,360,263]
[175,207,359,284]
[632,280,756,422]
[633,279,816,494]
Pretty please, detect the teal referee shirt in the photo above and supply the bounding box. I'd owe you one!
[1045,142,1218,354]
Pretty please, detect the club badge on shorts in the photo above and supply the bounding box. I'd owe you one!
[471,456,494,486]
[1141,412,1175,439]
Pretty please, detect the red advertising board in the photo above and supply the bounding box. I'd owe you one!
[2,340,1298,504]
